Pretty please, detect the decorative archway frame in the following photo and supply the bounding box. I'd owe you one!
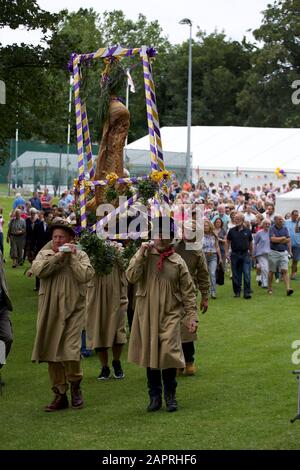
[70,45,170,233]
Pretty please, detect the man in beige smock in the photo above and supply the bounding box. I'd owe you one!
[31,222,94,412]
[175,219,210,375]
[126,216,198,413]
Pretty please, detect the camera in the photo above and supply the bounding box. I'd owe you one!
[58,245,72,253]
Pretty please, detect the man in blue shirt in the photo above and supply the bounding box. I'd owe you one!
[268,215,293,295]
[65,190,75,205]
[226,213,253,299]
[29,191,42,211]
[12,193,26,210]
[285,210,300,280]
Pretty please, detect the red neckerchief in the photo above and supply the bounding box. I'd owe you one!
[157,248,175,271]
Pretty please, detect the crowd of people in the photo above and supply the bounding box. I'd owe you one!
[3,188,76,271]
[168,179,299,299]
[0,178,299,413]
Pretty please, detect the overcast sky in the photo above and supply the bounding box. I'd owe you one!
[1,0,272,46]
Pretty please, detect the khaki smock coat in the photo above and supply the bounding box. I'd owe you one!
[0,252,13,312]
[175,241,210,343]
[126,248,198,370]
[86,264,128,349]
[31,247,95,362]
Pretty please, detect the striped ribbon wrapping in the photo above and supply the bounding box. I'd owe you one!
[81,102,94,180]
[141,53,158,171]
[96,193,139,233]
[77,47,143,63]
[85,176,149,188]
[79,183,87,228]
[145,61,165,172]
[146,60,170,205]
[73,55,87,227]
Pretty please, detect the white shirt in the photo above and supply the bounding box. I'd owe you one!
[244,213,256,224]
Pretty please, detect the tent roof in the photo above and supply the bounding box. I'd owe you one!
[276,189,300,199]
[126,126,300,172]
[11,151,82,170]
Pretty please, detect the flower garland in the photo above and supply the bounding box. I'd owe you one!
[137,179,159,205]
[105,173,133,202]
[150,170,172,183]
[73,178,91,195]
[106,172,119,186]
[79,231,141,275]
[79,230,120,276]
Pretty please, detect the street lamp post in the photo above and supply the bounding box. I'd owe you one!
[179,18,192,183]
[58,145,62,197]
[15,108,19,187]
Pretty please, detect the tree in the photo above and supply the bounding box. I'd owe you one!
[237,0,300,127]
[42,8,104,145]
[0,0,59,31]
[0,1,59,163]
[163,31,252,127]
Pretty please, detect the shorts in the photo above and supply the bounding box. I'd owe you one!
[292,246,300,262]
[268,250,289,272]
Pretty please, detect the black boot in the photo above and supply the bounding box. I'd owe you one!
[165,392,178,412]
[146,368,162,412]
[147,396,162,412]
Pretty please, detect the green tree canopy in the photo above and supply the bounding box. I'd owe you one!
[0,0,59,32]
[163,31,252,126]
[237,0,300,127]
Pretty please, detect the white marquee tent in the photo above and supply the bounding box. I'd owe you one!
[125,126,300,185]
[275,189,300,214]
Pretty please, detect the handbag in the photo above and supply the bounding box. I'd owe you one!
[216,262,225,286]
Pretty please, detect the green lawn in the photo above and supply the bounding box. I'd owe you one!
[1,195,300,450]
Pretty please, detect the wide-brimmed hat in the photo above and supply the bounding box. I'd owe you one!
[49,219,75,237]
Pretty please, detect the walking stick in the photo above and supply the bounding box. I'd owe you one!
[290,370,300,423]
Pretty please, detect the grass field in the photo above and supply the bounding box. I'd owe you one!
[1,194,300,450]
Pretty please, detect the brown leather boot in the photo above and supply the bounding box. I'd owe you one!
[44,388,69,412]
[185,362,196,376]
[70,380,84,409]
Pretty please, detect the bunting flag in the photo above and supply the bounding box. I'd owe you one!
[127,69,136,93]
